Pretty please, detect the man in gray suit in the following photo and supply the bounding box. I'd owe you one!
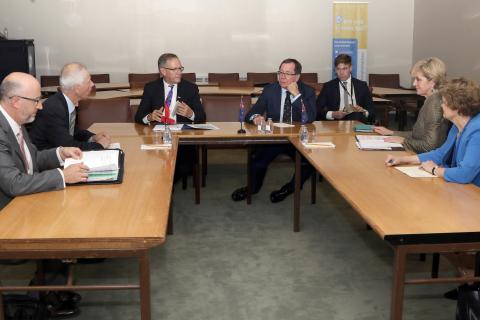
[0,72,89,210]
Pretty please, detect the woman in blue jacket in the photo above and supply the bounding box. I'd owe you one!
[385,78,480,187]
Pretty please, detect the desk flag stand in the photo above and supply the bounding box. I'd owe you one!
[238,95,246,134]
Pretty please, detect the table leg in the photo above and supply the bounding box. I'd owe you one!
[391,246,407,320]
[247,146,252,205]
[194,145,200,204]
[294,149,301,232]
[139,250,151,320]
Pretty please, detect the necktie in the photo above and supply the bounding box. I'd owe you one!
[163,85,175,124]
[282,91,291,123]
[343,81,350,110]
[16,130,31,173]
[69,109,76,136]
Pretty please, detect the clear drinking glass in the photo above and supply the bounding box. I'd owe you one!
[163,126,172,144]
[299,125,309,143]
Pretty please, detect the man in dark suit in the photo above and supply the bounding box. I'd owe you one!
[135,53,206,183]
[231,58,316,203]
[29,63,111,151]
[0,72,88,317]
[316,54,374,123]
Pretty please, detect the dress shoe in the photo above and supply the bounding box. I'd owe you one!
[443,288,458,300]
[270,185,294,203]
[231,187,248,201]
[47,302,80,318]
[57,291,82,304]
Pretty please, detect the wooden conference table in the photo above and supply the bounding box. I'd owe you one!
[0,135,178,320]
[290,135,480,320]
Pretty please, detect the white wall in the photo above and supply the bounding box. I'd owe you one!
[413,0,480,82]
[0,0,414,86]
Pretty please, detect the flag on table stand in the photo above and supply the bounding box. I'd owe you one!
[301,99,308,124]
[238,95,246,133]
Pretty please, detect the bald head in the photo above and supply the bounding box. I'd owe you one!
[0,72,42,125]
[0,72,40,103]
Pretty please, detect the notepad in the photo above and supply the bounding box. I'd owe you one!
[302,141,336,149]
[395,166,438,178]
[64,150,120,182]
[153,124,184,131]
[184,123,219,130]
[141,144,172,150]
[355,135,404,150]
[273,123,295,128]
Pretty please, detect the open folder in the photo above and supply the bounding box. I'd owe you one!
[64,149,125,184]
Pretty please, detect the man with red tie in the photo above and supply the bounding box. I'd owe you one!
[135,53,206,183]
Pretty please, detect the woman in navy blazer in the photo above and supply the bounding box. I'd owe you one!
[386,78,480,187]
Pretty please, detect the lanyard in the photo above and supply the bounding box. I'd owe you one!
[339,80,354,105]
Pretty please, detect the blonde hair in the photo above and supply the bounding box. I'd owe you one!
[410,57,446,89]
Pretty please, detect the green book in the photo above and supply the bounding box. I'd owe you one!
[354,124,374,133]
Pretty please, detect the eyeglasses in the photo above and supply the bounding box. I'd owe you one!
[9,95,43,107]
[163,66,185,72]
[277,71,297,77]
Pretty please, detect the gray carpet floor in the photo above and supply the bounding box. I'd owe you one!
[1,146,458,319]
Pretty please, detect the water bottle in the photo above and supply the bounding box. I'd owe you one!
[260,118,266,133]
[163,126,172,144]
[266,118,273,133]
[300,125,308,144]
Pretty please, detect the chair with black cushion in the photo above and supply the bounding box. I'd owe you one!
[246,72,277,86]
[90,73,110,83]
[182,73,197,83]
[128,73,159,90]
[208,73,240,83]
[200,95,252,188]
[300,73,318,83]
[77,97,133,131]
[40,75,60,87]
[218,80,254,87]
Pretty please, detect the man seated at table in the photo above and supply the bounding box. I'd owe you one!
[29,62,111,150]
[135,53,206,183]
[231,58,316,203]
[316,54,375,123]
[0,72,89,317]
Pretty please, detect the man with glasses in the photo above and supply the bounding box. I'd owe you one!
[0,72,88,317]
[231,58,316,203]
[135,53,205,183]
[29,63,111,151]
[316,54,374,122]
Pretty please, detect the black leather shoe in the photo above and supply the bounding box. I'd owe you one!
[443,288,458,300]
[270,185,294,203]
[231,187,248,201]
[47,302,80,318]
[57,291,82,304]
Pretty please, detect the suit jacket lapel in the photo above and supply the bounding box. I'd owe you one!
[0,111,28,173]
[334,78,341,107]
[275,83,282,118]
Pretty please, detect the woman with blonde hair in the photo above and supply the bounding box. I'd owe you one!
[374,57,450,152]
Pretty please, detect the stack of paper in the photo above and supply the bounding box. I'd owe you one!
[184,123,219,130]
[395,166,437,178]
[355,135,403,150]
[140,144,172,150]
[64,150,120,182]
[302,141,336,149]
[153,124,184,131]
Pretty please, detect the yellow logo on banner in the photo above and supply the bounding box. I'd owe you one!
[333,3,368,49]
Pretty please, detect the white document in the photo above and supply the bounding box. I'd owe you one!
[64,150,119,172]
[395,166,438,178]
[107,142,121,149]
[153,124,184,132]
[141,144,172,150]
[355,135,403,150]
[273,122,295,128]
[302,141,336,149]
[184,123,219,130]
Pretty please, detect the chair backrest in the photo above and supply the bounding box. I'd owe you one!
[40,75,60,87]
[128,72,159,89]
[218,80,254,88]
[246,72,277,85]
[202,95,252,122]
[368,74,400,88]
[77,97,133,130]
[300,73,318,83]
[304,82,324,94]
[208,73,240,83]
[90,73,110,83]
[182,72,197,83]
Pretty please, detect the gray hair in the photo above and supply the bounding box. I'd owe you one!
[157,53,178,69]
[0,76,23,101]
[60,63,89,90]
